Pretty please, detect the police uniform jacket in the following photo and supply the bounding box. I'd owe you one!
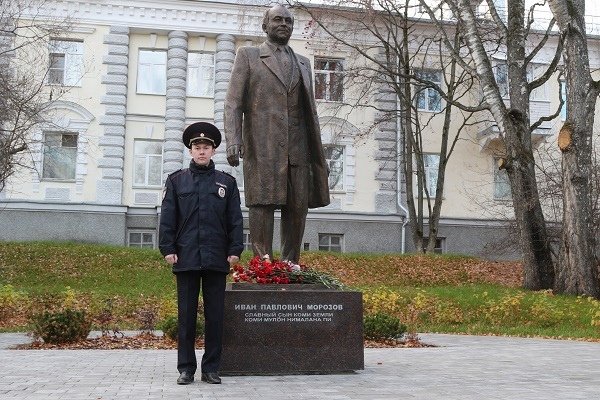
[159,160,243,273]
[224,42,330,208]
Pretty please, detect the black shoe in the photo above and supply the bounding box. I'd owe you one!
[201,372,221,384]
[177,371,194,385]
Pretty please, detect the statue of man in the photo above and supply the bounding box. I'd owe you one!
[224,4,330,263]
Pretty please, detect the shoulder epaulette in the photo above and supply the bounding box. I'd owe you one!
[217,170,236,181]
[168,169,186,179]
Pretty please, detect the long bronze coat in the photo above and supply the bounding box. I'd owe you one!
[224,42,330,208]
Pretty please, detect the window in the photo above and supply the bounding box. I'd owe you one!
[137,50,167,94]
[318,233,343,252]
[314,58,344,102]
[128,231,156,249]
[423,154,440,197]
[560,80,567,120]
[243,231,252,251]
[323,145,344,191]
[133,140,163,187]
[494,62,509,98]
[494,158,511,200]
[415,69,442,112]
[527,64,548,101]
[42,132,78,180]
[422,237,445,254]
[48,40,84,86]
[493,0,506,14]
[231,160,244,189]
[187,52,215,97]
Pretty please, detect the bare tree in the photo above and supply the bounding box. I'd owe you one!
[416,0,563,289]
[293,0,480,253]
[0,0,71,192]
[547,0,600,297]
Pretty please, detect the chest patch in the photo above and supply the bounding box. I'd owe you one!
[218,186,226,198]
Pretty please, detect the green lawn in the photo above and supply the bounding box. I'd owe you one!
[1,241,599,340]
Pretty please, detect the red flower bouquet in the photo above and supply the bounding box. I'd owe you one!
[232,255,304,284]
[232,255,342,288]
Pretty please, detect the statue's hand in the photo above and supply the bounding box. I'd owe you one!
[227,145,243,167]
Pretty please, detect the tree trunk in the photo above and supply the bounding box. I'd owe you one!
[504,1,555,289]
[548,0,600,297]
[451,0,555,289]
[504,113,555,289]
[558,116,600,297]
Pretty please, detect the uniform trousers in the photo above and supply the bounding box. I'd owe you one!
[249,164,309,263]
[176,269,227,374]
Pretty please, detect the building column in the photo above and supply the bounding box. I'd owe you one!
[213,34,236,170]
[97,26,129,204]
[162,31,188,179]
[373,50,401,214]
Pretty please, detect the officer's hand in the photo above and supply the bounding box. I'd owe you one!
[164,254,178,265]
[226,145,243,167]
[227,255,240,266]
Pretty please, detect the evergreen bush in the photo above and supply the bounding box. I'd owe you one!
[159,314,205,341]
[31,309,91,344]
[363,312,406,340]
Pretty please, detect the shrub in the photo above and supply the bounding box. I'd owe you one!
[135,305,159,333]
[31,309,91,344]
[0,284,28,322]
[363,312,406,340]
[362,288,404,316]
[92,298,123,337]
[159,314,205,341]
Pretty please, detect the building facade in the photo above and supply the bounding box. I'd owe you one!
[1,0,598,259]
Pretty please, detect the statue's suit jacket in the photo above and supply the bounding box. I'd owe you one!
[224,42,330,208]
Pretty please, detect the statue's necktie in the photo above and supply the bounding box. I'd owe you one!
[277,47,292,88]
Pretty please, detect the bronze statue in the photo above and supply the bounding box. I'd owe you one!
[224,4,330,263]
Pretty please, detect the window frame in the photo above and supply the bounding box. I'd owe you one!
[414,69,443,112]
[47,39,84,87]
[422,153,440,197]
[527,64,549,102]
[41,131,79,181]
[187,52,215,98]
[494,62,509,99]
[493,157,512,201]
[128,230,156,249]
[133,139,164,188]
[231,159,244,191]
[242,230,252,252]
[560,80,567,120]
[314,57,345,102]
[136,49,167,95]
[422,236,446,254]
[318,233,344,252]
[323,144,345,192]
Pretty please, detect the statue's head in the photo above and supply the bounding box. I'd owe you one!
[262,4,294,45]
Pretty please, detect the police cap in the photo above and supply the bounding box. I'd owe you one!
[182,122,221,148]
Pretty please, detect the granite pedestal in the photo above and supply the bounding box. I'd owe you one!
[220,283,364,375]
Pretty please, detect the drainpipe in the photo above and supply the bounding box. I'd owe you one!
[396,73,409,254]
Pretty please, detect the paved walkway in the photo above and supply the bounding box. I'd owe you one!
[0,333,598,399]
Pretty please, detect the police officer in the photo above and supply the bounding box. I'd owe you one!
[159,122,243,385]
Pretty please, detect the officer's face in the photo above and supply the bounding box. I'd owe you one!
[263,6,293,45]
[190,141,215,166]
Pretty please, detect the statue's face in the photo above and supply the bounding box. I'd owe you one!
[263,6,294,45]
